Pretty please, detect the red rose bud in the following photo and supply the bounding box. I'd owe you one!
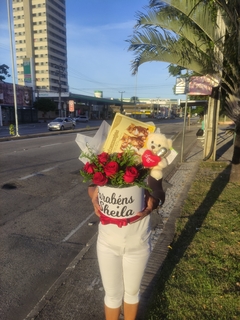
[84,162,96,174]
[123,166,139,183]
[117,152,123,159]
[92,172,108,186]
[97,152,109,164]
[104,161,119,177]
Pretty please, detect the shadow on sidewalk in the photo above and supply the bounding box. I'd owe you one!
[216,138,233,161]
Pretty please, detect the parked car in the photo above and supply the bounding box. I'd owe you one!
[155,114,164,119]
[75,115,89,122]
[48,117,75,131]
[68,117,76,126]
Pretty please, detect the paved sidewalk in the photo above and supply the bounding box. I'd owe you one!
[20,125,234,320]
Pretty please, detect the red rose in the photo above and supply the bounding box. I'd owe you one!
[92,172,108,186]
[123,166,139,183]
[97,152,109,164]
[104,161,119,177]
[83,162,96,174]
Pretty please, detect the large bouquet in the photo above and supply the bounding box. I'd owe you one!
[80,146,150,190]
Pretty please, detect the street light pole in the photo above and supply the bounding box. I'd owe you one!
[7,0,19,136]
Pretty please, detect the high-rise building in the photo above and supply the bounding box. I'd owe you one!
[12,0,68,94]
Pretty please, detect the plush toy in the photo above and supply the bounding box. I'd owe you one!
[140,128,173,180]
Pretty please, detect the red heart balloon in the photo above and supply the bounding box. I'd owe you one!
[142,150,161,167]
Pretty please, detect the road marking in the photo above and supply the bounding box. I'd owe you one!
[41,167,56,172]
[62,212,95,242]
[40,143,61,148]
[19,167,56,180]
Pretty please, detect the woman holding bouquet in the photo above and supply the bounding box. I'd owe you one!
[88,175,165,320]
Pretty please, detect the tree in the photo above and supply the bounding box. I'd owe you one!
[0,64,11,82]
[33,98,57,117]
[168,65,185,77]
[127,0,240,182]
[130,96,140,103]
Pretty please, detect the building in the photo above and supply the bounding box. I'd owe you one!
[0,82,38,125]
[121,98,179,118]
[12,0,68,94]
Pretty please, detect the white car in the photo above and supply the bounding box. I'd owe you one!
[48,117,75,131]
[75,115,89,122]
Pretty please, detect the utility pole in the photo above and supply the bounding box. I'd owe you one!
[58,71,62,117]
[180,94,188,163]
[119,91,125,114]
[56,64,64,117]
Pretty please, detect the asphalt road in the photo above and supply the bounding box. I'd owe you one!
[0,119,106,138]
[0,118,190,320]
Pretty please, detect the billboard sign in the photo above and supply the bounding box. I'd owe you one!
[23,58,32,85]
[188,76,214,96]
[94,91,103,98]
[175,78,188,95]
[69,100,75,112]
[0,82,32,106]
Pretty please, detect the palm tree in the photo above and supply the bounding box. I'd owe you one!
[127,0,240,182]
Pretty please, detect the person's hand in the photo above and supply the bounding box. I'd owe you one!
[135,190,159,221]
[88,185,101,217]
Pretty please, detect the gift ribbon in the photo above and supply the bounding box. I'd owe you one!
[99,211,141,228]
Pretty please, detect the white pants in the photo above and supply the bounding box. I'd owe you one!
[97,216,151,308]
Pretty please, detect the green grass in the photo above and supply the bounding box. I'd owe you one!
[146,162,240,320]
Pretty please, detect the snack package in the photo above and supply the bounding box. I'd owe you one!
[102,113,155,155]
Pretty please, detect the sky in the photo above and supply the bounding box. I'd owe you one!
[0,0,185,100]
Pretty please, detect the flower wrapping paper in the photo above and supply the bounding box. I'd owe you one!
[75,120,110,164]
